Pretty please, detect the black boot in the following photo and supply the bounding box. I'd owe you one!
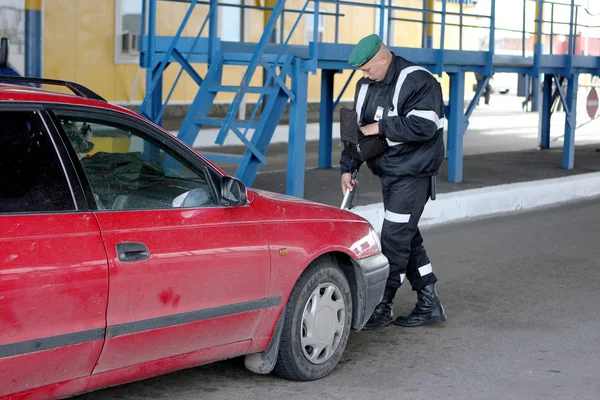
[363,287,397,330]
[394,283,446,327]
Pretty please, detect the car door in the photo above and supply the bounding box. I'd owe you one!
[0,108,108,397]
[48,107,274,374]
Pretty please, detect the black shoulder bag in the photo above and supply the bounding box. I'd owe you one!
[340,88,390,162]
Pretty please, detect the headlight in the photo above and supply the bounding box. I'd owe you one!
[350,228,382,259]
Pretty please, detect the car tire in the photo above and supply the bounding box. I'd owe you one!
[273,257,352,381]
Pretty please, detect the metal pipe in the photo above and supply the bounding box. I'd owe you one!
[280,7,284,44]
[574,5,578,55]
[379,0,385,39]
[312,0,319,65]
[387,0,392,45]
[532,0,543,112]
[459,0,463,51]
[488,0,496,75]
[567,0,575,59]
[317,0,488,19]
[209,0,217,64]
[421,0,427,48]
[550,3,554,55]
[390,17,504,31]
[335,2,340,43]
[426,0,434,48]
[147,0,157,69]
[440,0,447,67]
[522,0,526,57]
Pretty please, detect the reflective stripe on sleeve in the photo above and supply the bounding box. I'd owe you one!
[407,109,445,130]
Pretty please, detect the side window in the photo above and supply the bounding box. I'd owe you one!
[55,113,219,211]
[0,111,75,213]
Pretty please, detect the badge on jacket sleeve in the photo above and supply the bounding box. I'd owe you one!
[374,106,384,121]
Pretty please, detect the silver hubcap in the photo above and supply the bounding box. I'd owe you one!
[300,283,346,364]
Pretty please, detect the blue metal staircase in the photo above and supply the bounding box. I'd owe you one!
[139,0,302,189]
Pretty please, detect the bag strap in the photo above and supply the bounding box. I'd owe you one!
[355,83,369,124]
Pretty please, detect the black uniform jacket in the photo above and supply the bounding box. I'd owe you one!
[340,53,445,178]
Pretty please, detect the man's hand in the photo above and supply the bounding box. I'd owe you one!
[360,122,379,136]
[341,172,356,195]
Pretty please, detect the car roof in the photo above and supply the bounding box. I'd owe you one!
[0,83,141,118]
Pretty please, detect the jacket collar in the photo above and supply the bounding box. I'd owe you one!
[382,52,398,85]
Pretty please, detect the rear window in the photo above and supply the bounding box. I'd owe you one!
[0,111,75,214]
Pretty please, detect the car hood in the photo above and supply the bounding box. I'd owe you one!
[248,189,369,225]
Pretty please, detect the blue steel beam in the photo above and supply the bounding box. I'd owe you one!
[208,0,217,64]
[563,73,579,169]
[447,71,466,183]
[486,0,495,77]
[437,0,447,76]
[310,0,320,72]
[465,75,490,120]
[24,0,42,78]
[139,38,600,76]
[540,74,553,149]
[531,0,544,112]
[287,59,309,197]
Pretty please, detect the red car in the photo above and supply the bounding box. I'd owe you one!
[0,77,389,399]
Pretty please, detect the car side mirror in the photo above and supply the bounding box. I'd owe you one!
[220,176,248,207]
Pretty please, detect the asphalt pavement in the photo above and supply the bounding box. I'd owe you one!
[77,197,600,400]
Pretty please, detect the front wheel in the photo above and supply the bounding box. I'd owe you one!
[273,258,352,381]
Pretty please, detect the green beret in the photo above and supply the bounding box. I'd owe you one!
[348,34,383,67]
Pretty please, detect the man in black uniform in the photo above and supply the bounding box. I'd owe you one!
[340,34,446,330]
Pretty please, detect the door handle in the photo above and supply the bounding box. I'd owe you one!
[116,242,150,262]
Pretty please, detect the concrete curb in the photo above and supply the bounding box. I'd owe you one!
[351,172,600,233]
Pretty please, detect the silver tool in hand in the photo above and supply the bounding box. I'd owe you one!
[340,172,357,210]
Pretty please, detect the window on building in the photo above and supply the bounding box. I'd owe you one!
[0,0,25,74]
[0,111,75,214]
[115,0,142,64]
[220,0,242,42]
[305,10,325,44]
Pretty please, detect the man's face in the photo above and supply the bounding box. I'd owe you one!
[359,53,388,82]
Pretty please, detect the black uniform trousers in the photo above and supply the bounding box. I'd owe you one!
[380,175,437,291]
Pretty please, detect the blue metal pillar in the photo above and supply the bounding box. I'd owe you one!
[531,76,540,112]
[562,73,578,169]
[25,0,42,78]
[540,74,553,149]
[208,0,218,64]
[287,60,309,197]
[532,0,544,112]
[425,0,434,49]
[319,69,335,169]
[447,71,466,183]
